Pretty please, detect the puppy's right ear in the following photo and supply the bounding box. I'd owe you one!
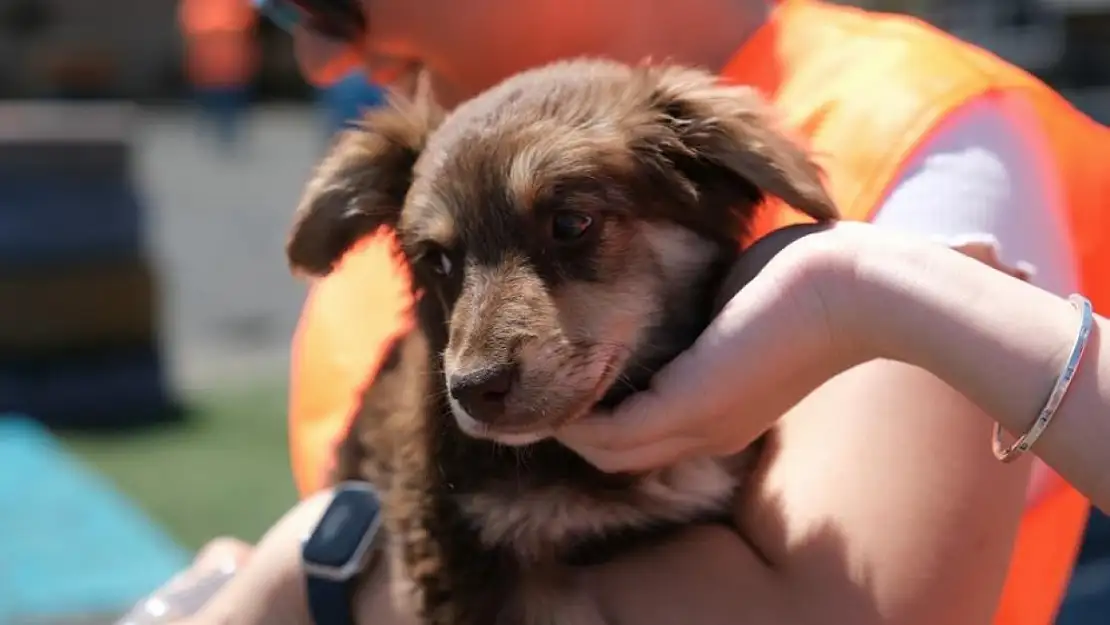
[287,92,442,277]
[631,65,837,236]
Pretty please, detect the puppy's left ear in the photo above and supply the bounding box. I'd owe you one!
[638,66,837,225]
[288,81,443,277]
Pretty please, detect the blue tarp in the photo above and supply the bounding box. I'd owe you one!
[0,416,189,622]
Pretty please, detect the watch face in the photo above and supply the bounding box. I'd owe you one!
[303,485,382,569]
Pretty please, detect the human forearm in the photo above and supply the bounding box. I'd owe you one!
[709,229,1031,625]
[850,235,1110,511]
[187,494,329,625]
[184,490,414,625]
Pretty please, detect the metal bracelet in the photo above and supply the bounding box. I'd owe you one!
[993,293,1094,463]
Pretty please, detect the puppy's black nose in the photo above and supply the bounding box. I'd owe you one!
[448,364,517,424]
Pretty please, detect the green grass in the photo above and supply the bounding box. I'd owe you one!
[62,381,300,551]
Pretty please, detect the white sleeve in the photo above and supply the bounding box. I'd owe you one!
[871,93,1078,507]
[871,93,1078,297]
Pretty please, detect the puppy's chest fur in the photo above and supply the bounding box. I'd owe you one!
[460,454,740,564]
[334,322,755,625]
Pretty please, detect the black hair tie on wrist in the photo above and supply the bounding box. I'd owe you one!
[713,222,835,315]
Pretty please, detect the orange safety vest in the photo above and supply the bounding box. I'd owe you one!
[288,1,1108,622]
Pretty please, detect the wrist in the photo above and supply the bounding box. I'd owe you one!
[825,228,1007,378]
[776,226,882,372]
[803,225,957,370]
[302,482,392,625]
[847,231,1086,430]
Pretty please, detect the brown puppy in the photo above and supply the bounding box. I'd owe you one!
[288,59,837,625]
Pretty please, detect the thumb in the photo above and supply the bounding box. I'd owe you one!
[561,429,705,474]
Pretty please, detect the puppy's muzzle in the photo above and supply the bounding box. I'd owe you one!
[448,363,519,425]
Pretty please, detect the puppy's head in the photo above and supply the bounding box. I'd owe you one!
[289,59,836,447]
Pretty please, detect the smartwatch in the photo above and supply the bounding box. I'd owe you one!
[302,481,385,625]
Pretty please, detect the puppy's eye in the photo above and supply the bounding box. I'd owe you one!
[429,250,453,276]
[551,211,593,242]
[418,246,453,276]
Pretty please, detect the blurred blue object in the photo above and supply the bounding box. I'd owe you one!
[0,175,144,268]
[318,70,387,136]
[0,127,145,267]
[1058,509,1110,625]
[0,416,189,623]
[0,103,177,434]
[0,345,180,431]
[194,85,252,149]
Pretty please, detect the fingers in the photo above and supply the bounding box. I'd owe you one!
[558,392,666,447]
[562,432,705,473]
[944,236,1036,282]
[125,538,252,623]
[557,311,738,472]
[157,537,250,594]
[557,391,715,473]
[193,537,253,574]
[560,225,837,474]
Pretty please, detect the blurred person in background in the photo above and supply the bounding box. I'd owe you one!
[179,0,259,148]
[235,0,387,137]
[152,1,1110,624]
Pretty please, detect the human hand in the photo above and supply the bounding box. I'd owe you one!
[168,489,417,625]
[116,538,252,625]
[192,537,254,571]
[557,221,1046,473]
[557,222,869,472]
[179,492,342,625]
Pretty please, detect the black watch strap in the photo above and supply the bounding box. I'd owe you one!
[302,482,385,625]
[306,575,358,625]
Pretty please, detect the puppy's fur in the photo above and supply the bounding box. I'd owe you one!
[288,59,836,625]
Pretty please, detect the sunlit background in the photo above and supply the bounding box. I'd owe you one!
[0,0,1106,623]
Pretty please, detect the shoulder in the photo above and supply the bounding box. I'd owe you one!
[872,93,1078,296]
